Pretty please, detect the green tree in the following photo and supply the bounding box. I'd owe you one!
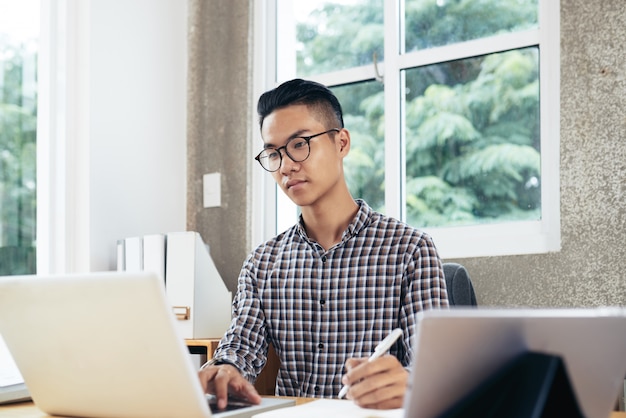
[332,81,385,211]
[404,49,540,226]
[0,34,37,274]
[296,0,384,76]
[293,0,540,227]
[404,0,537,51]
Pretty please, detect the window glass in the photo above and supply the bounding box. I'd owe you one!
[268,0,557,258]
[0,0,38,274]
[279,0,384,77]
[404,0,538,52]
[332,81,385,212]
[404,48,540,227]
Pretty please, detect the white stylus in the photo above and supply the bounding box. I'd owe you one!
[337,328,404,399]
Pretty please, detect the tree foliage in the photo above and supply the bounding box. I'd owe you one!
[404,0,537,51]
[296,0,384,76]
[295,0,540,227]
[0,34,37,274]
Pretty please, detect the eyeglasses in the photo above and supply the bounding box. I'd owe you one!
[254,128,340,172]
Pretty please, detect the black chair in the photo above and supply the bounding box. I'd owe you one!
[443,262,478,306]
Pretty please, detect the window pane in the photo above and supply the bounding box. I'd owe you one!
[332,80,385,212]
[279,0,384,77]
[0,0,38,274]
[404,48,540,228]
[404,0,538,52]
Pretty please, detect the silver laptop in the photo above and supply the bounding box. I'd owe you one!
[0,271,294,418]
[404,307,626,418]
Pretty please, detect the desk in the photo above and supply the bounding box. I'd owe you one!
[0,398,314,417]
[1,400,625,417]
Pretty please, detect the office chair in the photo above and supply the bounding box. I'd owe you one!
[443,262,478,306]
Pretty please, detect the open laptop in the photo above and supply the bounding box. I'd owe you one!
[0,334,30,404]
[404,307,626,418]
[0,271,294,418]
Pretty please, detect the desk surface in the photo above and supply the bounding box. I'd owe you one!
[0,398,315,417]
[1,400,625,418]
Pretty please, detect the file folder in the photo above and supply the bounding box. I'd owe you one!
[142,233,166,281]
[165,231,232,339]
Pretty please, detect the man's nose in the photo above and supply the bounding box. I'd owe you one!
[279,149,299,173]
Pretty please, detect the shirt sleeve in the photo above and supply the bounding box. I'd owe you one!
[398,231,449,366]
[211,253,268,382]
[414,231,449,309]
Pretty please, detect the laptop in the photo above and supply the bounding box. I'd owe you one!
[0,271,295,418]
[403,307,626,418]
[0,334,30,404]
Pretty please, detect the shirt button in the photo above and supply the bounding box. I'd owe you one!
[318,342,324,349]
[321,255,327,262]
[314,386,320,392]
[320,299,325,305]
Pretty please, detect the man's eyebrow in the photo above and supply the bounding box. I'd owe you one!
[263,129,309,149]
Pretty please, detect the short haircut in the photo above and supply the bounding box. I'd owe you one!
[257,78,344,130]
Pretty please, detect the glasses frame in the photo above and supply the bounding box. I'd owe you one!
[255,128,340,172]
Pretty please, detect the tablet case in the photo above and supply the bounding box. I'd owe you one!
[439,351,583,418]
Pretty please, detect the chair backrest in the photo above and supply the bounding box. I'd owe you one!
[443,262,478,306]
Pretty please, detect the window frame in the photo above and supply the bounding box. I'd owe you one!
[252,0,560,258]
[36,0,91,274]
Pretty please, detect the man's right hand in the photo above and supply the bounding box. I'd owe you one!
[198,364,262,410]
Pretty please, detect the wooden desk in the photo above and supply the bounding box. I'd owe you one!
[1,400,624,417]
[0,398,314,417]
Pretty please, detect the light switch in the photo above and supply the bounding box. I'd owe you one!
[203,172,221,208]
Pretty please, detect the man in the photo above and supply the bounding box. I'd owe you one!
[198,79,448,410]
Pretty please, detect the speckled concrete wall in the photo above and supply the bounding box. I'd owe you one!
[188,0,626,305]
[187,0,252,292]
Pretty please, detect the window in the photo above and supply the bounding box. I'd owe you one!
[0,0,39,274]
[253,0,560,258]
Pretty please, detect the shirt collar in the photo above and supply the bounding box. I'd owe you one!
[296,199,373,244]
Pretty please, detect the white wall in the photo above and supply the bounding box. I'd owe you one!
[89,0,187,271]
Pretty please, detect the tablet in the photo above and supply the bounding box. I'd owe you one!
[404,307,626,418]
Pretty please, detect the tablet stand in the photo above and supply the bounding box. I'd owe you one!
[439,351,584,418]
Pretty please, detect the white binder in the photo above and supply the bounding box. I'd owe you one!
[123,236,143,272]
[142,233,166,281]
[164,231,232,339]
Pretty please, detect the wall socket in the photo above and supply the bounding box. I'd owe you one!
[203,172,221,208]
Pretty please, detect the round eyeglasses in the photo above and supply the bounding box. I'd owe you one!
[254,128,340,172]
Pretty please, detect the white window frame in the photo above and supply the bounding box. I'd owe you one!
[252,0,560,258]
[37,0,90,274]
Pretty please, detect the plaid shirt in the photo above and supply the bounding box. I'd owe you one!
[213,199,448,397]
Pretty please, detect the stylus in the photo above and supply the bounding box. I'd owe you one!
[337,328,403,399]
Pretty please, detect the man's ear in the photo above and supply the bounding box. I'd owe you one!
[338,129,350,155]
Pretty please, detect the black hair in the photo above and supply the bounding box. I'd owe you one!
[257,78,344,130]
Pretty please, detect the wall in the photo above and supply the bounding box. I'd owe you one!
[186,0,252,289]
[89,0,187,270]
[189,0,626,305]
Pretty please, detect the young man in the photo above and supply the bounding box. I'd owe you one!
[198,79,448,410]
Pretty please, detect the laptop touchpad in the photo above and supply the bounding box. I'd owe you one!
[206,394,254,413]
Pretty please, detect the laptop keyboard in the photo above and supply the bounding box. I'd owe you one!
[206,394,253,413]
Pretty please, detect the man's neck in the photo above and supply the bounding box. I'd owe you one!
[300,194,359,251]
